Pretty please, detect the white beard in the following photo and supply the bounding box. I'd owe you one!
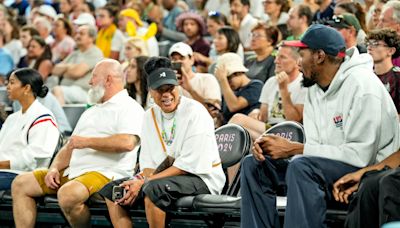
[88,84,106,104]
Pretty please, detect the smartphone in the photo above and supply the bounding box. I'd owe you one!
[171,62,182,78]
[112,186,126,201]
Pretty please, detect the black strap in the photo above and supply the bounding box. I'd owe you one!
[26,114,52,144]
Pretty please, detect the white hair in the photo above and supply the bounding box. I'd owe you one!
[34,16,52,33]
[383,0,400,23]
[97,59,124,79]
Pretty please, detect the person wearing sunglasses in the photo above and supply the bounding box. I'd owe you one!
[326,13,367,53]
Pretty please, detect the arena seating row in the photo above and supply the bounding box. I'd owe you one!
[0,122,347,227]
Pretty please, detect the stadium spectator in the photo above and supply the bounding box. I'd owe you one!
[377,0,400,67]
[367,0,387,30]
[334,2,368,44]
[312,0,335,22]
[261,0,290,26]
[240,24,399,228]
[245,24,279,83]
[3,17,24,65]
[122,37,149,69]
[205,26,243,73]
[204,11,228,57]
[125,56,151,109]
[229,0,258,50]
[156,0,186,42]
[51,25,103,105]
[51,17,76,63]
[215,52,263,124]
[33,16,54,45]
[99,57,225,228]
[169,42,221,110]
[118,9,159,57]
[326,14,367,53]
[18,26,40,68]
[12,59,144,227]
[59,0,73,19]
[286,4,313,40]
[366,28,400,114]
[176,11,210,71]
[0,30,14,82]
[334,150,400,228]
[27,36,53,80]
[96,5,124,59]
[229,44,307,140]
[0,68,59,190]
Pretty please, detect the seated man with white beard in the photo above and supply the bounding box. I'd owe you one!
[11,59,145,228]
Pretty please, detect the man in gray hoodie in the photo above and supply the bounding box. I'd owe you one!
[240,24,400,228]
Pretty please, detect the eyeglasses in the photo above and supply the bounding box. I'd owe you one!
[250,32,267,39]
[208,11,221,17]
[366,40,388,48]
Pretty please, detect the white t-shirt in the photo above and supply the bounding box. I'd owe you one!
[239,14,259,49]
[139,96,226,195]
[259,73,307,124]
[65,89,144,179]
[0,100,59,173]
[110,29,125,54]
[181,73,222,102]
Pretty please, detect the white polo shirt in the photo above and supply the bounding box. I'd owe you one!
[66,89,144,179]
[0,100,59,173]
[140,96,226,195]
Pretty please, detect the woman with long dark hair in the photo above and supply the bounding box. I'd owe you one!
[27,36,53,81]
[125,56,150,109]
[0,68,59,190]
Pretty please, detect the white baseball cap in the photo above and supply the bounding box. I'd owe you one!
[73,13,96,27]
[38,5,57,20]
[168,42,193,57]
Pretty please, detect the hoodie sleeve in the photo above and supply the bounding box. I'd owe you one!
[303,93,385,168]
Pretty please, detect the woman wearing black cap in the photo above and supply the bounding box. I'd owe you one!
[0,68,59,190]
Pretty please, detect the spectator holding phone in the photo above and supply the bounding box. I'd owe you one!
[168,42,222,116]
[99,57,225,228]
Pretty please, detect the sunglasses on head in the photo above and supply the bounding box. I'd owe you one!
[208,11,221,17]
[331,15,351,28]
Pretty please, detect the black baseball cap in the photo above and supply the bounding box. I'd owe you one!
[283,24,346,58]
[147,67,178,90]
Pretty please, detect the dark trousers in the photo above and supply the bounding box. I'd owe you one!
[99,174,210,211]
[0,172,17,190]
[240,155,359,228]
[345,168,400,228]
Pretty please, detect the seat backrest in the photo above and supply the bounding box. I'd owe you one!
[215,123,251,168]
[62,104,86,132]
[48,133,66,167]
[215,124,251,195]
[264,121,305,143]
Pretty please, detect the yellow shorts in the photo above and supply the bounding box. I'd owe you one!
[33,169,110,196]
